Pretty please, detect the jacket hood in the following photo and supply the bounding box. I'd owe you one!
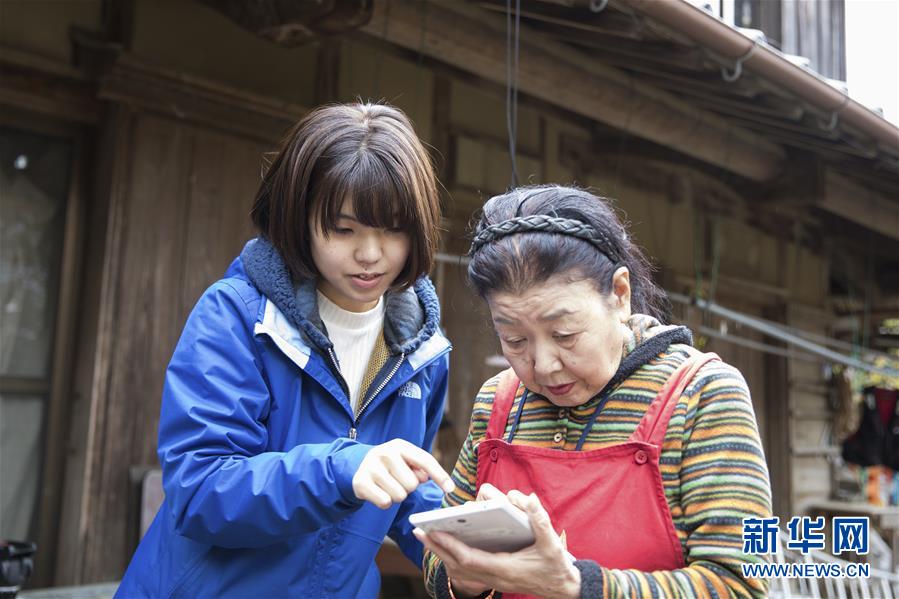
[605,314,693,392]
[240,237,441,355]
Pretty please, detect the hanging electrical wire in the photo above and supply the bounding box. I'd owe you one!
[506,0,521,188]
[415,0,428,119]
[373,0,391,100]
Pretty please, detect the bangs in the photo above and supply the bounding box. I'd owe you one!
[314,150,418,234]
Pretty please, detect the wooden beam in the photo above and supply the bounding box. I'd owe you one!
[360,0,785,181]
[558,132,751,210]
[822,170,899,242]
[201,0,372,45]
[554,34,711,74]
[0,46,100,124]
[476,0,647,41]
[98,55,307,143]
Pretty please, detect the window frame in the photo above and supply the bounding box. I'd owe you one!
[0,107,88,588]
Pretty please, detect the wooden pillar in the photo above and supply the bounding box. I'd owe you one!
[763,302,792,521]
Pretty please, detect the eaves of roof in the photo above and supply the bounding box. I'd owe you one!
[622,0,899,158]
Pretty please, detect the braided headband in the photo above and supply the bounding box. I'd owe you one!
[468,214,619,262]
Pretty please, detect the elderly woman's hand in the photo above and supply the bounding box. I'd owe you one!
[415,489,581,599]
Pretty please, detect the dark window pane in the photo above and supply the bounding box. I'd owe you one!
[0,126,72,544]
[0,393,46,541]
[0,127,71,379]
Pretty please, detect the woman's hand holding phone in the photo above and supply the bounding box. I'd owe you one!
[415,486,581,599]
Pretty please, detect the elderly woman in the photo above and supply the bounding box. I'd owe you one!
[416,186,772,599]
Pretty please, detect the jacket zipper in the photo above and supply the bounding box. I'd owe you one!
[348,352,405,440]
[326,347,351,404]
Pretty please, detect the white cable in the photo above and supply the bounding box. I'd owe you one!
[669,292,899,378]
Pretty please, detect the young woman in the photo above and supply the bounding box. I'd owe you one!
[117,103,454,599]
[418,185,772,599]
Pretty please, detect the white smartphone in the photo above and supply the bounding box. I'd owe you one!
[409,499,536,553]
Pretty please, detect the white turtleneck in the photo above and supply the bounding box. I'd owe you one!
[316,291,385,412]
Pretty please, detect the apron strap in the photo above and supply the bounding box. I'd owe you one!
[485,368,521,440]
[630,348,720,447]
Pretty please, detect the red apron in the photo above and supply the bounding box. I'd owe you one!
[476,350,719,598]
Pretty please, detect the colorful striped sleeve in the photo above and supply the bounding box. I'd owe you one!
[422,375,499,597]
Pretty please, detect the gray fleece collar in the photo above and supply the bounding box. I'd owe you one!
[240,237,441,356]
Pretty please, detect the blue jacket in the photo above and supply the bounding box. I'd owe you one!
[117,238,451,599]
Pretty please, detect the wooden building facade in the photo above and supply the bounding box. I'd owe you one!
[1,0,897,588]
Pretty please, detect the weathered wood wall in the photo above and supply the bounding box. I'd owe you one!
[77,110,265,581]
[56,62,296,581]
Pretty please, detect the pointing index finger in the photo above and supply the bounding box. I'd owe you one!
[401,446,455,493]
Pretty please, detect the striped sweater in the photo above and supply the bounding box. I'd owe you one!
[424,315,772,598]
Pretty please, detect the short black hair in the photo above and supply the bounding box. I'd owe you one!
[252,102,441,289]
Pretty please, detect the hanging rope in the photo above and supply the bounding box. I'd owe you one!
[373,0,391,100]
[506,0,521,188]
[415,0,428,118]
